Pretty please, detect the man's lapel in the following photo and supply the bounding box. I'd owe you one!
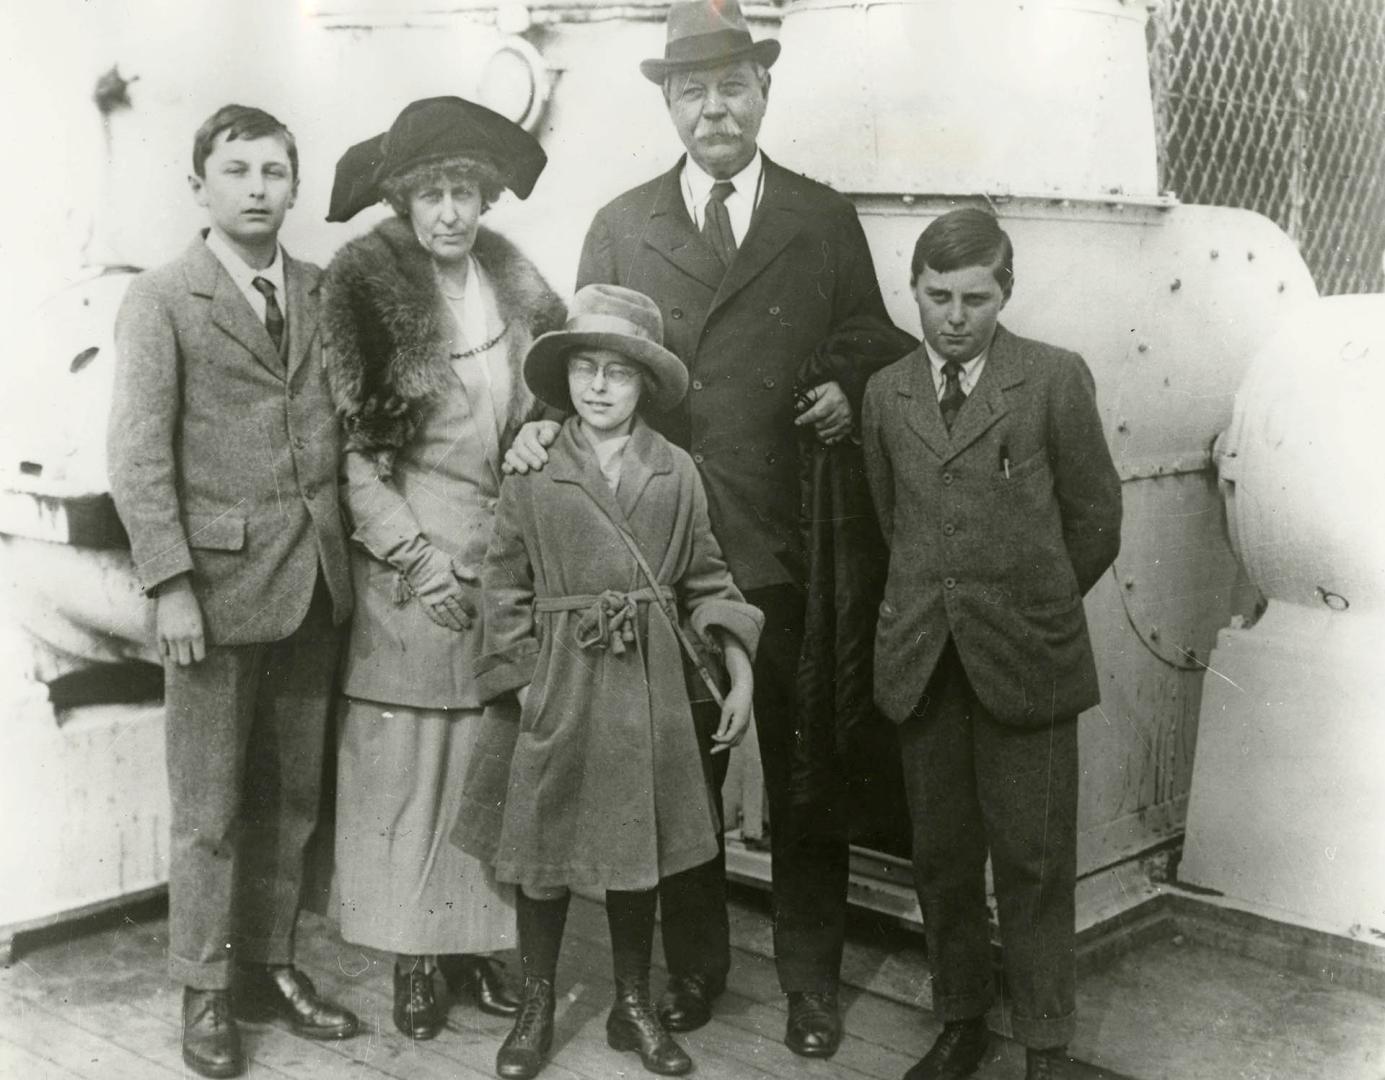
[186,236,284,378]
[708,156,802,318]
[283,252,320,382]
[641,161,727,292]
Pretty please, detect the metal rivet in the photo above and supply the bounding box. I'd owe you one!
[1137,343,1149,353]
[1117,420,1130,433]
[1149,627,1160,641]
[1123,577,1136,590]
[1210,250,1219,259]
[1170,278,1182,291]
[1247,250,1256,262]
[1277,282,1286,293]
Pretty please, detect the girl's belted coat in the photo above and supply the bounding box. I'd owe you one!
[321,217,565,707]
[462,416,763,891]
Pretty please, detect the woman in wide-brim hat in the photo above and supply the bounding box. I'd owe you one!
[321,96,565,1041]
[454,283,762,1079]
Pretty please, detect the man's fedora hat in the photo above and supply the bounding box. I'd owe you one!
[639,0,781,84]
[525,284,689,413]
[326,96,546,222]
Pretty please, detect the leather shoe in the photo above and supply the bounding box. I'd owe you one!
[438,953,520,1017]
[607,976,692,1075]
[497,975,555,1080]
[904,1016,990,1080]
[657,971,725,1033]
[182,987,244,1079]
[785,990,842,1058]
[233,964,358,1040]
[1025,1046,1071,1079]
[393,961,444,1040]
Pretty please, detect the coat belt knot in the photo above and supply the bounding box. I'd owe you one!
[535,586,673,655]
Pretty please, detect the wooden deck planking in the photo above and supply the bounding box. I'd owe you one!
[0,1038,87,1080]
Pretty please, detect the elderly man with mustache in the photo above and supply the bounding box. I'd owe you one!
[504,0,893,1059]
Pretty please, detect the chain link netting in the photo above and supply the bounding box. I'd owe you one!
[1149,0,1385,296]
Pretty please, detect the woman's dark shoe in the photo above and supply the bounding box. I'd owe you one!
[496,975,555,1079]
[439,953,521,1017]
[393,961,444,1040]
[182,987,244,1078]
[606,977,693,1076]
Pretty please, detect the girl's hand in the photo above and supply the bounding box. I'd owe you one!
[710,682,752,754]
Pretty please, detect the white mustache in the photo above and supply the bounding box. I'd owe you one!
[697,121,743,140]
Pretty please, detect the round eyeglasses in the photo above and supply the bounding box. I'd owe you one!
[568,357,641,387]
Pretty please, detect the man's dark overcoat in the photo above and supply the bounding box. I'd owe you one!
[576,155,891,592]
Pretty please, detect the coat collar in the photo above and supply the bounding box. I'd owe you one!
[183,231,319,381]
[642,153,805,314]
[547,414,674,524]
[896,325,1026,463]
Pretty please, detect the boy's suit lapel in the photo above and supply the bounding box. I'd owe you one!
[184,235,285,379]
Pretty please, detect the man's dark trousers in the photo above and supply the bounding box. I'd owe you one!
[658,586,849,993]
[164,577,341,990]
[659,699,732,985]
[897,640,1078,1049]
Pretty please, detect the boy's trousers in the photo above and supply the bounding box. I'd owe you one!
[163,578,341,990]
[896,640,1079,1049]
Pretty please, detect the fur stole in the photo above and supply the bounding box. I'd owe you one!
[322,216,566,476]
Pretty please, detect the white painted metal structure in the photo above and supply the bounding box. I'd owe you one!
[1182,296,1385,938]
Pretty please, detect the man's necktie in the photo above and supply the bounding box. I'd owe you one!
[939,359,965,431]
[251,276,285,354]
[702,181,738,269]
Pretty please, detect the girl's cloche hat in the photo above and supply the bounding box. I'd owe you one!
[524,284,689,413]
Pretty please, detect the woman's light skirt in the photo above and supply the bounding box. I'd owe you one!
[335,697,515,955]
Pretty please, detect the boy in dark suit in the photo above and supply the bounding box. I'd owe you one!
[862,209,1122,1080]
[108,104,356,1079]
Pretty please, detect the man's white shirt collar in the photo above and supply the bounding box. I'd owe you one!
[923,339,989,400]
[204,228,286,321]
[681,150,763,244]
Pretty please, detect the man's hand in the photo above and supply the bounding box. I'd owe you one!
[156,576,206,666]
[793,381,852,444]
[502,419,561,475]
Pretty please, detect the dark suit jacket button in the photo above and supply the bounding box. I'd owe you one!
[671,307,684,319]
[765,453,777,465]
[944,577,957,589]
[763,377,775,389]
[769,306,781,315]
[693,453,705,464]
[942,472,954,485]
[943,523,956,536]
[692,379,703,391]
